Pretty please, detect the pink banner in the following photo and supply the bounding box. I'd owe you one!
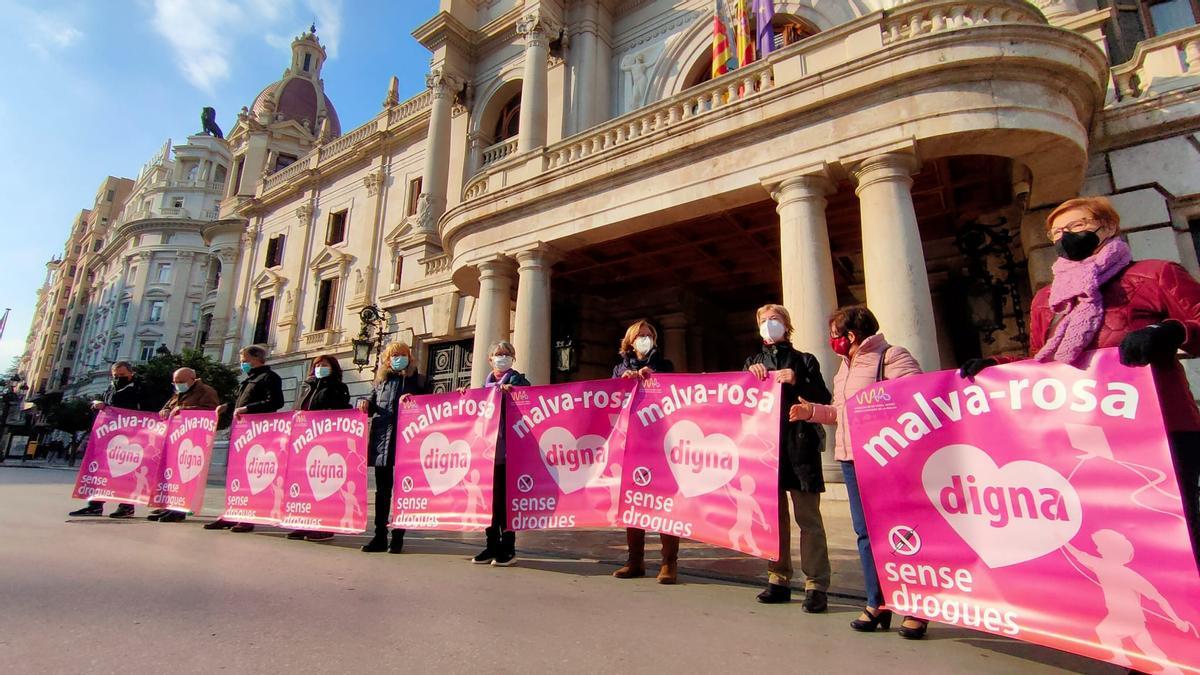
[504,380,636,530]
[847,348,1200,673]
[621,372,782,560]
[223,412,293,525]
[151,411,218,513]
[279,410,369,534]
[72,407,168,506]
[390,389,502,531]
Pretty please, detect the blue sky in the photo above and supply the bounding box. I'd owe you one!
[0,0,439,369]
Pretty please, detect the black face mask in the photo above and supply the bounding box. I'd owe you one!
[1054,230,1101,261]
[112,376,131,388]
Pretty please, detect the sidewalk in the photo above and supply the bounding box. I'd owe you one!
[26,458,867,599]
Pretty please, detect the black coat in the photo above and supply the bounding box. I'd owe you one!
[486,369,531,463]
[104,378,152,411]
[744,342,832,493]
[367,371,429,467]
[234,366,285,414]
[611,348,675,378]
[293,377,351,411]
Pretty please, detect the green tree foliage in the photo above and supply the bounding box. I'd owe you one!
[41,396,96,435]
[134,348,239,427]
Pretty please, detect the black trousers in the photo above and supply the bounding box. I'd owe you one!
[1171,432,1200,571]
[484,463,515,552]
[373,465,405,540]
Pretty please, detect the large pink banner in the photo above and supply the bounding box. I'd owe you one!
[151,411,218,513]
[390,389,502,532]
[621,372,782,560]
[279,410,369,534]
[72,407,167,506]
[504,380,637,530]
[223,412,293,525]
[847,348,1200,673]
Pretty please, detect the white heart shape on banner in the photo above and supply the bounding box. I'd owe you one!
[922,444,1082,569]
[245,444,278,495]
[663,420,738,498]
[537,426,609,495]
[177,439,205,484]
[420,432,471,496]
[306,445,346,501]
[105,435,144,478]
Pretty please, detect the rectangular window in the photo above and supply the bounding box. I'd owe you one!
[264,235,285,267]
[393,256,403,286]
[72,315,83,332]
[118,301,130,323]
[105,189,115,202]
[155,262,172,283]
[254,297,275,345]
[172,197,185,209]
[138,341,156,362]
[108,341,121,362]
[274,154,298,172]
[93,239,103,252]
[60,368,71,387]
[303,53,312,71]
[406,177,423,216]
[233,158,245,193]
[326,210,348,245]
[148,300,165,323]
[1149,0,1198,34]
[313,278,337,331]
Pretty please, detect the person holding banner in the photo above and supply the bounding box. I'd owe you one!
[358,342,428,553]
[960,196,1200,568]
[151,367,221,523]
[207,344,285,533]
[287,354,352,542]
[791,305,925,636]
[745,304,833,611]
[68,361,153,519]
[611,319,681,584]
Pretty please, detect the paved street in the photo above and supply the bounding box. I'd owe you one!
[1,466,1118,674]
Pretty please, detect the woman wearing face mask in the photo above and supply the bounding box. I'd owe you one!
[960,196,1200,569]
[462,341,531,566]
[288,354,352,542]
[792,305,924,636]
[357,342,428,553]
[611,319,680,584]
[745,305,833,610]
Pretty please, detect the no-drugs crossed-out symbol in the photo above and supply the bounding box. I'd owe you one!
[231,479,241,493]
[289,483,301,498]
[517,474,534,493]
[889,525,922,556]
[632,466,652,487]
[89,461,99,472]
[164,467,174,480]
[401,476,414,493]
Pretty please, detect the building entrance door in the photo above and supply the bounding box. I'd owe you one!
[427,339,474,393]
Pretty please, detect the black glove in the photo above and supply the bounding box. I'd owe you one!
[958,358,997,379]
[1119,322,1186,367]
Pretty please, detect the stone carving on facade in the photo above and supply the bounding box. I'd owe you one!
[620,43,664,112]
[415,193,437,233]
[383,75,400,108]
[426,68,465,102]
[295,202,313,226]
[363,170,384,196]
[517,12,560,50]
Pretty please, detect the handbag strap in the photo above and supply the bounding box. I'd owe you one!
[876,347,892,383]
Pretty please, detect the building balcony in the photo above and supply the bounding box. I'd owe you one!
[1111,24,1200,101]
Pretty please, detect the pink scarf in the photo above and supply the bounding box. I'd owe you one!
[1035,238,1132,365]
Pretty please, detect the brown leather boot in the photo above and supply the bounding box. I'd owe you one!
[657,534,680,585]
[613,528,646,578]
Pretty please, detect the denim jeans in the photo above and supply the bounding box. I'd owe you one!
[841,460,884,608]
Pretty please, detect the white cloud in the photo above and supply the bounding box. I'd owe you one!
[305,0,343,58]
[10,3,84,57]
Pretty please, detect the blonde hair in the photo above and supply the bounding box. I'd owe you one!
[1045,196,1120,234]
[374,342,413,383]
[755,304,794,340]
[619,319,657,355]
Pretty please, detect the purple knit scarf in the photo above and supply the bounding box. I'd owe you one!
[1035,238,1132,365]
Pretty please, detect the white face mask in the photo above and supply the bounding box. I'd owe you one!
[633,336,654,355]
[491,355,513,371]
[759,319,786,343]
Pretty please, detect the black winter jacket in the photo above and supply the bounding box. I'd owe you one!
[104,378,152,411]
[367,371,429,467]
[293,377,351,411]
[233,366,285,414]
[611,348,675,378]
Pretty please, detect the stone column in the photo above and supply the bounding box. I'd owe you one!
[470,257,517,386]
[657,312,689,373]
[208,248,240,350]
[853,153,940,370]
[122,251,153,360]
[772,174,838,391]
[417,69,460,232]
[517,14,554,152]
[512,246,557,386]
[572,7,599,133]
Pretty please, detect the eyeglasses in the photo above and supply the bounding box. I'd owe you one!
[1049,217,1100,238]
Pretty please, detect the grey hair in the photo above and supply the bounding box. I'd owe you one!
[240,344,268,361]
[488,340,515,357]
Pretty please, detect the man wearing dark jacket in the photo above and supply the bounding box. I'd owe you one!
[207,345,284,532]
[68,362,152,518]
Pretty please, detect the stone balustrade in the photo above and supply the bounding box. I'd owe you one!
[423,255,451,275]
[881,0,1042,45]
[481,138,519,169]
[1111,25,1200,101]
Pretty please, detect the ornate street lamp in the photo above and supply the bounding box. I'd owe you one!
[554,337,578,374]
[352,304,393,372]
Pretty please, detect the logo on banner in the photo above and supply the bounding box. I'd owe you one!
[245,444,278,495]
[517,474,534,493]
[306,445,346,501]
[664,420,737,497]
[401,476,414,493]
[177,439,205,483]
[922,444,1082,568]
[420,432,471,495]
[536,426,608,494]
[105,435,144,477]
[632,466,652,487]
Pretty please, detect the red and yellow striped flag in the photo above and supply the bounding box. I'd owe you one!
[712,0,733,78]
[735,0,756,67]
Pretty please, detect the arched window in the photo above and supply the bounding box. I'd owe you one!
[682,15,819,91]
[494,93,521,142]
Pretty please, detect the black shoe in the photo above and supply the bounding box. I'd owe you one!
[159,511,186,523]
[109,505,135,519]
[230,523,255,533]
[69,505,104,517]
[204,519,234,530]
[305,532,334,542]
[851,608,893,632]
[388,532,404,554]
[756,584,792,604]
[147,508,167,521]
[802,589,828,613]
[491,550,517,567]
[898,616,928,640]
[472,548,495,564]
[286,530,308,540]
[361,534,388,553]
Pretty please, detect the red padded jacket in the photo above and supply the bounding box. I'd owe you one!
[1029,259,1200,433]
